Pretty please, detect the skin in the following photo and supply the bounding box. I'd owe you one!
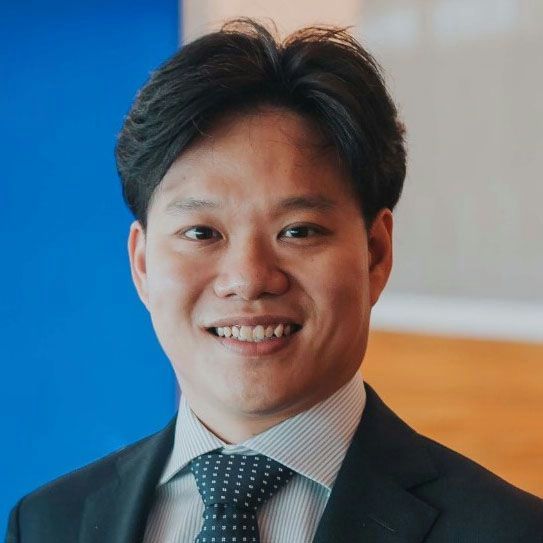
[128,108,393,443]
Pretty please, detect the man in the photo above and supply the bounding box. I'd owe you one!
[6,18,542,543]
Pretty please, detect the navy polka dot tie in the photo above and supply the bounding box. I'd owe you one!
[189,451,294,543]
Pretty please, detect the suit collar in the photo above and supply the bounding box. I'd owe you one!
[313,382,440,543]
[161,372,366,491]
[79,382,440,543]
[79,416,176,543]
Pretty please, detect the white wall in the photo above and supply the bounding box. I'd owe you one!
[183,0,361,42]
[357,0,543,341]
[182,0,543,342]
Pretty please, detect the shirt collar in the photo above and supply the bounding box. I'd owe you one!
[160,372,366,491]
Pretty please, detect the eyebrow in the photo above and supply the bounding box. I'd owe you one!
[165,194,338,216]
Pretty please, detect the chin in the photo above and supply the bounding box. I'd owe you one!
[230,385,306,417]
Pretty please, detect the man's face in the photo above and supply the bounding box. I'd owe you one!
[128,108,392,433]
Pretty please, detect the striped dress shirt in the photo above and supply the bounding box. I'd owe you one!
[143,372,366,543]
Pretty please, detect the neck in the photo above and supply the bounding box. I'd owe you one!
[192,409,289,444]
[180,373,358,444]
[184,395,319,444]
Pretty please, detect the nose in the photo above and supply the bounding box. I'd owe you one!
[213,234,290,300]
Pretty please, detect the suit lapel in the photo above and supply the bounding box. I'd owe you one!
[79,415,176,543]
[78,384,440,543]
[313,383,440,543]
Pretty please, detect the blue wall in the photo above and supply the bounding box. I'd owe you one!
[0,0,179,533]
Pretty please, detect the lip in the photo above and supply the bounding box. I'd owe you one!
[204,315,302,328]
[207,327,301,357]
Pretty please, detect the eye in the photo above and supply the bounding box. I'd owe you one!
[280,225,324,239]
[181,225,221,241]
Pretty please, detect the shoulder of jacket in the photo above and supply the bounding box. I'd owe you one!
[415,432,543,524]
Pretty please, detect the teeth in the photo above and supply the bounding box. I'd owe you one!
[253,325,265,341]
[239,326,252,341]
[214,323,297,342]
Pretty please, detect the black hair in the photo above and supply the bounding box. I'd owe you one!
[115,18,406,230]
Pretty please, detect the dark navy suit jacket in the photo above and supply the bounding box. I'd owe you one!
[5,384,542,542]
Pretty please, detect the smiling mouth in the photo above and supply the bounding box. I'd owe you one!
[206,323,303,342]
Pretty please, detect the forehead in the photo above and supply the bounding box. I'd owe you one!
[154,108,357,211]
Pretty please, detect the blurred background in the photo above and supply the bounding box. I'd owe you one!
[2,0,542,533]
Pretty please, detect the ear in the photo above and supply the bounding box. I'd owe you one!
[367,208,393,307]
[127,220,150,311]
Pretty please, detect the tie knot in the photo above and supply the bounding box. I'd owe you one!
[189,451,294,512]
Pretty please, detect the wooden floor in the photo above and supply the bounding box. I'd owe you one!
[362,330,543,497]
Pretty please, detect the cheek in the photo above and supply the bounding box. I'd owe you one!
[312,252,369,316]
[145,247,207,321]
[305,251,370,361]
